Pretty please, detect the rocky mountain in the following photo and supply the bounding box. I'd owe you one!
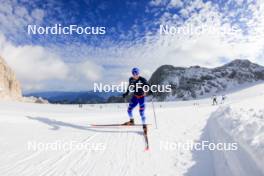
[149,59,264,101]
[0,56,22,100]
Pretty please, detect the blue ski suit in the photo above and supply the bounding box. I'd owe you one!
[123,76,151,124]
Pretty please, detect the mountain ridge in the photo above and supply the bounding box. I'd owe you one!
[149,59,264,101]
[24,59,264,103]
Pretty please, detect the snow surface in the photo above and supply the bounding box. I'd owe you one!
[0,83,264,176]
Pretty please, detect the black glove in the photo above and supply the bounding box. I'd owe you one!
[147,89,153,96]
[122,93,128,98]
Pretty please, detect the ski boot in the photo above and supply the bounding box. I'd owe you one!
[122,119,135,126]
[143,124,147,135]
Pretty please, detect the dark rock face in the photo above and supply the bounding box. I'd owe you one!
[149,59,264,101]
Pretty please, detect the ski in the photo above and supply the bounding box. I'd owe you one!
[90,124,151,127]
[90,123,150,150]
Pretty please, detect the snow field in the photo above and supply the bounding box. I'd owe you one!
[0,83,263,176]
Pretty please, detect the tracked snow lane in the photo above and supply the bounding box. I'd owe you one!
[0,100,217,176]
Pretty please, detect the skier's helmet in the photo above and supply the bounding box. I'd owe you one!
[131,67,140,75]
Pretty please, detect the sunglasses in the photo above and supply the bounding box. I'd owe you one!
[132,71,139,75]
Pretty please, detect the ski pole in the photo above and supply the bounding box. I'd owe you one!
[151,98,158,129]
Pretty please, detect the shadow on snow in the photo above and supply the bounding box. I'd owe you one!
[26,116,143,135]
[184,120,215,176]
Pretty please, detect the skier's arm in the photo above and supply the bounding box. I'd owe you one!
[123,78,132,98]
[141,78,152,95]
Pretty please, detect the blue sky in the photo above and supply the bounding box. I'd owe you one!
[0,0,263,92]
[6,0,253,45]
[4,0,159,45]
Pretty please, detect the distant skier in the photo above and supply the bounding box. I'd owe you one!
[212,95,218,105]
[221,95,226,104]
[122,67,152,135]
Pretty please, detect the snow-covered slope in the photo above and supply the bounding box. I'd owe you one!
[0,83,263,176]
[208,106,263,176]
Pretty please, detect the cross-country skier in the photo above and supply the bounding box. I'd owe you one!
[221,95,226,104]
[122,67,152,136]
[212,95,218,105]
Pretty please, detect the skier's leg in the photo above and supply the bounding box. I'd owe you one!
[128,96,138,118]
[138,97,146,125]
[123,96,138,125]
[138,97,148,136]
